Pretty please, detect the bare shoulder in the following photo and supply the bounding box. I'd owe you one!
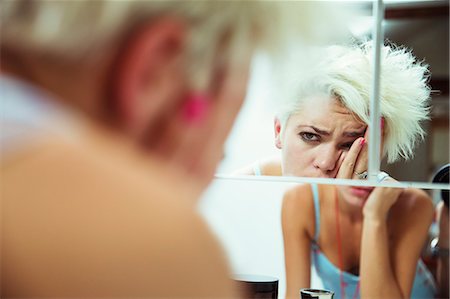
[396,188,433,214]
[261,156,282,176]
[232,163,255,175]
[282,184,315,237]
[2,137,235,297]
[232,156,281,176]
[390,187,434,228]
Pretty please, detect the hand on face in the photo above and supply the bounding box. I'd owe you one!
[336,118,385,180]
[336,119,401,219]
[278,98,369,178]
[336,136,366,179]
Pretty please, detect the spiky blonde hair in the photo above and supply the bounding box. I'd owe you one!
[278,41,431,163]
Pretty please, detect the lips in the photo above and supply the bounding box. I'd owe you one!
[349,186,374,197]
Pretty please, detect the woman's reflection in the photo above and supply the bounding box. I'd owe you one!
[237,42,430,180]
[239,41,437,299]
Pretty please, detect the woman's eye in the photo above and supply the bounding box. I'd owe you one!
[340,140,356,150]
[300,132,320,142]
[341,143,353,150]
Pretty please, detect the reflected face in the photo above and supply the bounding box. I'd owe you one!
[276,96,366,178]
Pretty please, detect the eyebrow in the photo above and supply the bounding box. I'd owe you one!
[298,125,366,138]
[298,125,330,136]
[343,130,366,137]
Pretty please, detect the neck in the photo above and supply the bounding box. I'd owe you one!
[1,47,114,123]
[335,187,364,222]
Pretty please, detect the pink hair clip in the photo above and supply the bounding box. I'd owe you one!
[182,92,210,124]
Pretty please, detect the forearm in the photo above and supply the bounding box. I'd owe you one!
[284,248,311,299]
[285,263,311,299]
[436,203,449,298]
[436,256,449,298]
[360,219,403,298]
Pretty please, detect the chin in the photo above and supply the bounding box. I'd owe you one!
[342,186,374,207]
[344,195,366,207]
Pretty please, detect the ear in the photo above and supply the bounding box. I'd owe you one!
[274,117,283,149]
[111,18,187,138]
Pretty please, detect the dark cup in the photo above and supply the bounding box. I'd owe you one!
[300,288,334,299]
[234,274,278,299]
[432,164,449,207]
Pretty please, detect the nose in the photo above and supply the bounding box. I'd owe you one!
[313,144,340,174]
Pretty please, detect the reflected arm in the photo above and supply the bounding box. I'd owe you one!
[282,184,314,299]
[360,188,433,298]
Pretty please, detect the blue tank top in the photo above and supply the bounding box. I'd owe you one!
[310,184,437,299]
[253,163,262,176]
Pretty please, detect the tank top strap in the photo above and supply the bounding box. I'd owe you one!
[311,184,320,242]
[252,163,262,176]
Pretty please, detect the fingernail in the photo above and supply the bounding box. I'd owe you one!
[359,138,365,146]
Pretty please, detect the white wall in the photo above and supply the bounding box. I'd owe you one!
[216,53,281,174]
[198,178,323,298]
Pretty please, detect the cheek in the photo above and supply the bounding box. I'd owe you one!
[337,185,348,194]
[284,139,314,161]
[282,144,312,175]
[338,186,367,207]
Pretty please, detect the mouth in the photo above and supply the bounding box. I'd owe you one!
[349,186,374,198]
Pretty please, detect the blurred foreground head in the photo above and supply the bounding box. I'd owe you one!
[1,1,349,297]
[1,0,343,186]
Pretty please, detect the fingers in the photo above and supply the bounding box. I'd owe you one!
[336,137,365,179]
[335,152,346,178]
[364,125,369,141]
[354,128,369,178]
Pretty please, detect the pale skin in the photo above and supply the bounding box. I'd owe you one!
[1,15,253,297]
[237,96,434,298]
[2,133,236,297]
[237,96,366,177]
[278,99,434,298]
[282,182,434,299]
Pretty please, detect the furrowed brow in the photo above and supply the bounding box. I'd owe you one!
[343,130,366,137]
[311,126,330,136]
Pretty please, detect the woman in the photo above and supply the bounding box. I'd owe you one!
[240,42,436,298]
[0,1,326,297]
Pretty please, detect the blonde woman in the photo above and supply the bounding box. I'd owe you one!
[0,1,331,297]
[240,42,431,178]
[274,43,436,299]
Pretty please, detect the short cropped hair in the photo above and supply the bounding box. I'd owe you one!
[0,1,338,91]
[278,41,431,163]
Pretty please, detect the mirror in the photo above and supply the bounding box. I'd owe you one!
[199,178,446,299]
[202,3,449,298]
[199,178,298,298]
[217,0,449,184]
